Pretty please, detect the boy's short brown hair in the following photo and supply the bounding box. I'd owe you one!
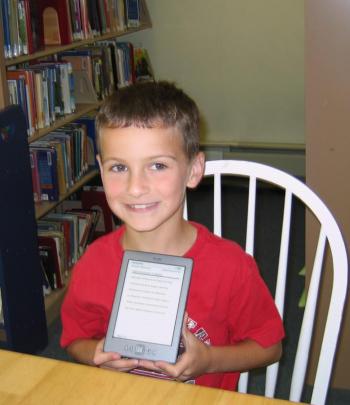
[95,81,200,160]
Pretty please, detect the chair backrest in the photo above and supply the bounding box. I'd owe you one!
[185,160,348,405]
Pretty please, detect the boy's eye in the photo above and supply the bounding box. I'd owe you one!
[151,162,167,171]
[111,164,127,172]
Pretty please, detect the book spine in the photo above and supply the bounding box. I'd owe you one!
[23,0,34,54]
[34,70,45,129]
[18,0,28,55]
[2,0,12,58]
[29,148,41,202]
[16,77,31,134]
[79,0,91,39]
[9,0,20,57]
[35,147,59,201]
[126,0,139,28]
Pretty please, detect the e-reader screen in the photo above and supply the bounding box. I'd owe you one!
[104,251,193,363]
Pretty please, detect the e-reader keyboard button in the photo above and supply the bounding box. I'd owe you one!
[135,344,145,355]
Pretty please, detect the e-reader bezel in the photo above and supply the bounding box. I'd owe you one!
[104,250,193,364]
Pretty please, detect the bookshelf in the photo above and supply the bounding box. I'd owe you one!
[0,0,152,352]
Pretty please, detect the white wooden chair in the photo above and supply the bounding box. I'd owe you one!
[185,160,348,405]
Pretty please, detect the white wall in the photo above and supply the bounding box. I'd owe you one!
[125,0,304,147]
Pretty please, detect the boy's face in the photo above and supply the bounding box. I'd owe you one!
[97,125,204,234]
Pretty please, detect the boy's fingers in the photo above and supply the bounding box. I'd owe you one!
[137,359,164,372]
[154,355,188,377]
[103,357,139,370]
[94,351,119,365]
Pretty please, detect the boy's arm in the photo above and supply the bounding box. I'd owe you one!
[67,338,139,371]
[138,322,282,381]
[207,340,282,374]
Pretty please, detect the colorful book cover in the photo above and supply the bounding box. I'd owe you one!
[126,0,140,28]
[30,145,59,201]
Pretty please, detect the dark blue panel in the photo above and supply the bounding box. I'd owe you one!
[0,105,48,353]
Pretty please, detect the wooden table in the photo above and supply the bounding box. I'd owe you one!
[0,349,301,404]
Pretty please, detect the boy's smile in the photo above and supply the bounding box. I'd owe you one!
[97,125,204,245]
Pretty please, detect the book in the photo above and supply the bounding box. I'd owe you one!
[39,244,56,291]
[6,69,37,135]
[41,133,70,191]
[35,61,75,115]
[117,42,135,86]
[8,0,21,57]
[134,47,154,82]
[115,0,126,31]
[37,0,73,45]
[42,212,80,265]
[60,50,94,83]
[30,144,59,201]
[18,0,29,55]
[29,148,42,202]
[37,234,65,288]
[86,0,101,36]
[59,49,100,103]
[43,129,74,187]
[0,0,50,57]
[27,0,44,53]
[79,0,93,39]
[68,0,83,40]
[39,216,72,266]
[54,204,82,262]
[63,46,105,99]
[33,70,45,129]
[81,186,117,233]
[65,208,100,252]
[30,62,67,118]
[1,0,12,58]
[96,0,108,34]
[41,139,68,195]
[74,114,98,167]
[126,0,140,28]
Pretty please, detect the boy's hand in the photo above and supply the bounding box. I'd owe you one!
[93,338,140,372]
[138,314,212,381]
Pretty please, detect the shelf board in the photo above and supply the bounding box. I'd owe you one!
[200,140,306,152]
[28,103,101,144]
[35,169,99,219]
[5,24,152,67]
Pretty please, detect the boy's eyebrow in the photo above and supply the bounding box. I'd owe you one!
[101,154,179,163]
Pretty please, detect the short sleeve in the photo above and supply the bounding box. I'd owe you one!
[60,233,122,348]
[228,254,285,348]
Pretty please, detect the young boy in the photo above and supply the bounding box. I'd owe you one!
[60,81,284,390]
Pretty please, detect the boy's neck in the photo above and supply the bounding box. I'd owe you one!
[121,220,197,257]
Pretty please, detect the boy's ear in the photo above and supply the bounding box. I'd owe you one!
[187,152,205,188]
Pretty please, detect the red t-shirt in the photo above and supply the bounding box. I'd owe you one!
[61,222,284,390]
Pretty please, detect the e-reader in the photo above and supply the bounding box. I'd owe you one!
[104,250,193,364]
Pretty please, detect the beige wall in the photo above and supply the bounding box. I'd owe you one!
[306,0,350,389]
[125,0,304,146]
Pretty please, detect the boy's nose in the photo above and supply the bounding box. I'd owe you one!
[127,171,148,196]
